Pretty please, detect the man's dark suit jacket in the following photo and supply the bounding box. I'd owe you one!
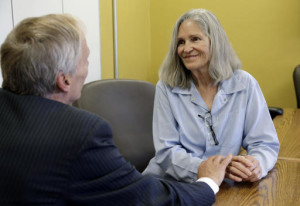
[0,88,215,205]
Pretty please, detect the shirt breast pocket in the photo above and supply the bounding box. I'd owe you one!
[213,111,244,147]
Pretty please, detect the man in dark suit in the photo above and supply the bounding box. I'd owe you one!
[0,14,232,205]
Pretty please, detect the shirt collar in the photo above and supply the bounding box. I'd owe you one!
[220,70,247,94]
[171,81,206,108]
[171,85,192,95]
[171,71,246,95]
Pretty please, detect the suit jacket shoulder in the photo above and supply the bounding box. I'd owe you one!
[0,89,215,205]
[0,89,108,204]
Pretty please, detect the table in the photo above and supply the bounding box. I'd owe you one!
[214,108,300,206]
[273,108,300,160]
[214,159,300,205]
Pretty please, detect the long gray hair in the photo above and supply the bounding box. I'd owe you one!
[159,9,241,88]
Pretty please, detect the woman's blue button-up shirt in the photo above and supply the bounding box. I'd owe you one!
[143,70,280,183]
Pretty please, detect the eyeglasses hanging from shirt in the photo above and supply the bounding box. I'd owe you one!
[198,112,219,145]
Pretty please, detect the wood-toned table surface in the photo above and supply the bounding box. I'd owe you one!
[214,159,300,205]
[273,108,300,159]
[214,108,300,205]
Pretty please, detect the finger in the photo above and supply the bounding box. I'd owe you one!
[229,165,250,179]
[213,155,225,163]
[244,156,259,171]
[230,160,252,177]
[232,155,254,168]
[226,171,243,182]
[243,166,262,182]
[248,166,262,182]
[244,155,256,162]
[247,175,259,182]
[221,154,232,167]
[207,155,216,161]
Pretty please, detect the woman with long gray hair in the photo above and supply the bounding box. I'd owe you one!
[143,8,279,184]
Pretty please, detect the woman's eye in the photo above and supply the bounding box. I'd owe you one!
[177,40,184,45]
[192,37,200,41]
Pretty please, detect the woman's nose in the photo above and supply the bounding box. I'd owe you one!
[183,43,193,53]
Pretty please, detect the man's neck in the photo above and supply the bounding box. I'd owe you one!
[44,92,71,105]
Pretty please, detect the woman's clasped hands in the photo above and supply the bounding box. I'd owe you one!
[225,155,262,182]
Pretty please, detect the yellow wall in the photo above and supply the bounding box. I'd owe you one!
[99,0,114,79]
[117,0,151,80]
[100,0,151,80]
[100,0,300,108]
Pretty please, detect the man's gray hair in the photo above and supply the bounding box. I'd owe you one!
[1,13,86,96]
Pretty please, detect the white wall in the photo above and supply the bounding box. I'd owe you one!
[0,0,101,87]
[0,0,13,86]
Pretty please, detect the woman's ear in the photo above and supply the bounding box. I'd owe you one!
[56,72,71,92]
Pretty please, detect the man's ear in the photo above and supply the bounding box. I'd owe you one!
[56,72,71,92]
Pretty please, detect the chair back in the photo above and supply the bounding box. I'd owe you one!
[293,65,300,108]
[73,79,155,172]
